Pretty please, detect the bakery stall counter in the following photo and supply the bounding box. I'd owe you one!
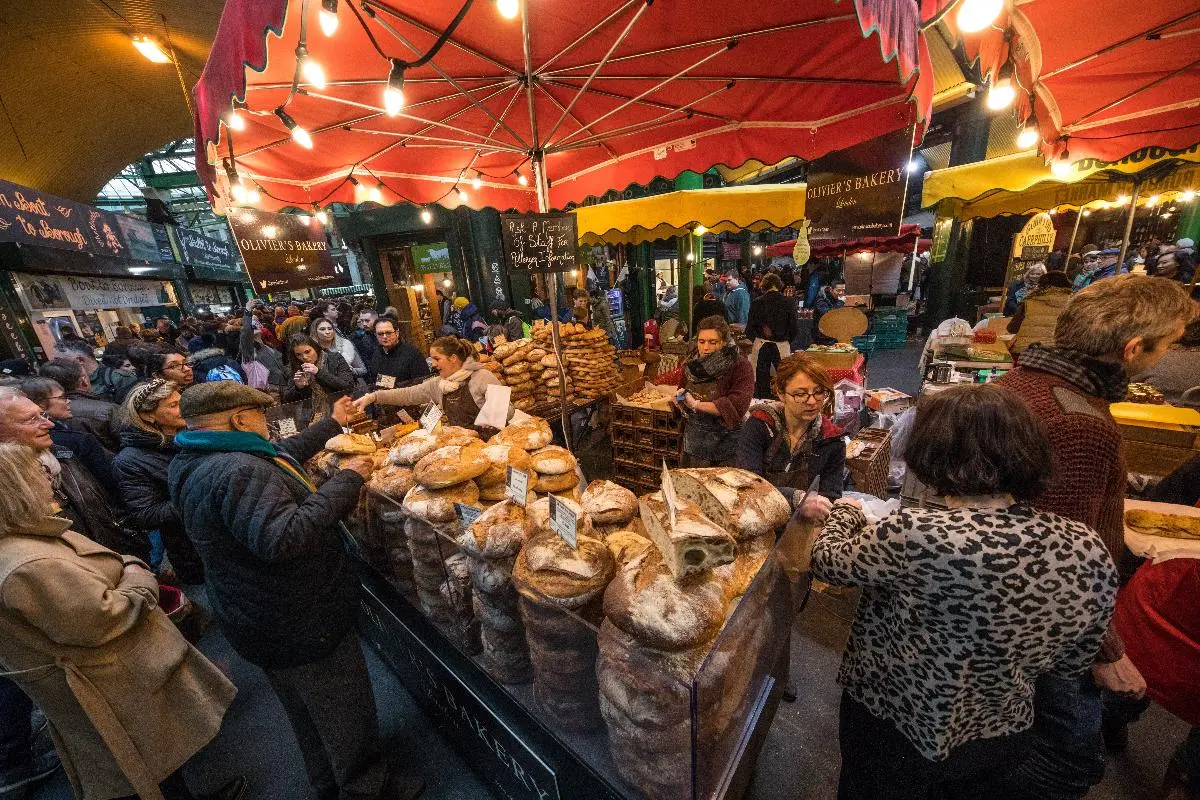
[343,424,797,800]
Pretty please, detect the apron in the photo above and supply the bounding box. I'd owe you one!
[440,381,498,438]
[750,337,791,367]
[764,425,812,493]
[682,375,740,464]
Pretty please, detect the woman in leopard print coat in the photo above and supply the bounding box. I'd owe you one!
[812,384,1117,800]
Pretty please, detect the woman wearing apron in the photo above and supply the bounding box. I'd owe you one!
[651,315,754,466]
[354,336,507,433]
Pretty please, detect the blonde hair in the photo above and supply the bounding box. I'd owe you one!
[1055,275,1197,358]
[0,443,55,532]
[121,379,180,436]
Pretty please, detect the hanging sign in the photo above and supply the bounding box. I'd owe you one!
[499,213,578,273]
[805,126,913,240]
[419,403,443,431]
[114,216,173,262]
[792,221,811,266]
[1011,212,1056,261]
[411,242,452,275]
[171,225,239,269]
[0,178,128,258]
[11,272,170,310]
[228,210,347,293]
[547,495,578,548]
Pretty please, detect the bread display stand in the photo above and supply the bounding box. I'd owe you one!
[350,461,794,800]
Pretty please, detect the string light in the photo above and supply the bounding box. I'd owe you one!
[225,109,246,132]
[297,45,327,89]
[1182,189,1196,202]
[496,0,519,19]
[516,170,529,186]
[956,0,1003,33]
[315,206,329,225]
[986,78,1015,111]
[1050,160,1072,178]
[132,35,171,63]
[420,207,433,224]
[384,60,405,116]
[275,108,313,148]
[1016,125,1039,149]
[319,0,339,36]
[456,186,469,203]
[472,173,482,190]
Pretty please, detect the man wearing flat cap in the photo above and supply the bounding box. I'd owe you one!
[168,383,424,800]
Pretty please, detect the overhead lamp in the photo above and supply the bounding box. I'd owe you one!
[516,170,529,186]
[1181,189,1196,202]
[496,0,519,20]
[225,109,246,132]
[319,0,339,36]
[247,185,261,204]
[1050,159,1072,178]
[132,35,171,63]
[472,174,482,190]
[370,183,384,204]
[456,186,469,203]
[752,245,764,256]
[693,224,707,236]
[384,60,405,116]
[1016,124,1039,150]
[956,0,1003,33]
[1081,209,1091,217]
[1146,194,1160,207]
[420,207,433,224]
[262,225,278,238]
[1116,194,1130,206]
[906,158,921,174]
[985,77,1015,111]
[231,181,249,204]
[297,45,326,89]
[275,108,313,148]
[315,207,329,225]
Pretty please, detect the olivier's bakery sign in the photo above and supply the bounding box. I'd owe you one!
[805,126,913,240]
[228,210,348,293]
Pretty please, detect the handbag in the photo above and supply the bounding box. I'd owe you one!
[242,358,270,391]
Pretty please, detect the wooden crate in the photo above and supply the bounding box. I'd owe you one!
[846,427,892,499]
[1118,422,1199,478]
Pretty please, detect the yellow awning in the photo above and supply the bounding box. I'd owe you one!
[922,148,1200,219]
[573,184,806,246]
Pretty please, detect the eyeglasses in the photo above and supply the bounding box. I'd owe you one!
[375,330,398,338]
[784,388,829,403]
[15,411,52,426]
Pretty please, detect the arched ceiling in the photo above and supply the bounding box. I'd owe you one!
[0,0,223,202]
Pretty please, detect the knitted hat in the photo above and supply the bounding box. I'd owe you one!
[179,381,273,420]
[453,296,470,310]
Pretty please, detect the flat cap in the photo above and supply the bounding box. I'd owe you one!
[179,381,274,420]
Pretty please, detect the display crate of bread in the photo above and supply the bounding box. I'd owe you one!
[845,427,892,499]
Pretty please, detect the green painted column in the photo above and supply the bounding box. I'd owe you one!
[1177,198,1200,245]
[674,171,704,331]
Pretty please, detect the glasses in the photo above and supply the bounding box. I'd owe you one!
[375,330,398,339]
[16,411,52,426]
[785,388,829,403]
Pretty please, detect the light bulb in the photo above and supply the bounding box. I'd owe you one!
[247,187,261,204]
[301,56,327,89]
[315,209,329,224]
[291,125,313,148]
[956,0,1003,33]
[693,224,707,236]
[1182,189,1196,202]
[986,78,1015,111]
[370,184,384,203]
[420,208,433,224]
[752,245,763,256]
[1146,194,1160,207]
[906,159,920,174]
[443,279,452,288]
[384,61,405,116]
[456,187,468,203]
[1081,209,1091,217]
[132,35,171,63]
[497,0,519,20]
[472,175,482,190]
[1016,125,1039,149]
[298,214,311,225]
[262,225,278,238]
[226,110,246,131]
[319,0,339,36]
[686,252,696,262]
[517,172,528,186]
[1050,160,1072,178]
[1116,194,1130,206]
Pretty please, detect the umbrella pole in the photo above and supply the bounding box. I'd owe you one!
[1066,207,1083,257]
[532,153,574,452]
[906,234,920,293]
[1117,181,1141,269]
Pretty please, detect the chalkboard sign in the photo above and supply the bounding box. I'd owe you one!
[499,213,578,273]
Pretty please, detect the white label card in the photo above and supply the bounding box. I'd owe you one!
[455,503,482,528]
[420,404,443,431]
[396,409,414,424]
[376,374,396,389]
[548,495,578,548]
[277,418,298,438]
[661,460,678,530]
[505,467,529,506]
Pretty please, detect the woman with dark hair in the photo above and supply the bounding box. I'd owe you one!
[651,315,753,466]
[810,384,1117,800]
[736,353,843,514]
[309,317,367,377]
[355,336,506,430]
[144,351,194,388]
[114,380,205,585]
[282,334,358,420]
[746,272,799,398]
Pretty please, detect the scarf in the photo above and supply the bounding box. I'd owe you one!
[175,430,316,491]
[438,367,472,395]
[1017,343,1129,402]
[685,344,739,385]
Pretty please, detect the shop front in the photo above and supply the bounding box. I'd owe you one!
[169,224,250,313]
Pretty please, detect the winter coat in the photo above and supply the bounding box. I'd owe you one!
[724,285,750,325]
[52,444,149,564]
[89,365,139,405]
[281,350,359,414]
[746,289,798,342]
[238,313,287,389]
[1009,286,1071,355]
[736,407,845,504]
[0,516,235,800]
[351,329,378,366]
[452,303,486,339]
[329,334,367,376]
[114,426,205,584]
[166,418,365,668]
[188,348,247,385]
[367,341,430,389]
[373,358,501,412]
[692,299,728,331]
[50,422,118,494]
[63,391,121,453]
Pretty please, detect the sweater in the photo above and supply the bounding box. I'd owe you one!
[651,356,754,430]
[746,290,798,342]
[367,342,430,388]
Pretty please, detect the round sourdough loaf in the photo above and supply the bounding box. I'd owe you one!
[529,445,575,475]
[581,480,637,525]
[489,417,553,450]
[512,530,614,609]
[533,470,579,493]
[413,441,490,488]
[476,443,532,487]
[459,500,528,559]
[367,463,414,499]
[402,481,480,522]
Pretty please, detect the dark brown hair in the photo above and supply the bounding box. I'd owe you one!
[904,384,1051,500]
[38,358,86,393]
[771,353,832,398]
[430,336,474,363]
[695,315,731,343]
[16,377,62,409]
[761,273,783,292]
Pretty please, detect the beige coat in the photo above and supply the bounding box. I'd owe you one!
[1011,287,1071,355]
[0,517,236,800]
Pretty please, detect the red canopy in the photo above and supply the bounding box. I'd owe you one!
[937,1,1200,163]
[766,223,927,258]
[193,0,933,214]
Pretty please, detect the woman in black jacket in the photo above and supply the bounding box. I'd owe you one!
[114,379,205,585]
[283,334,359,420]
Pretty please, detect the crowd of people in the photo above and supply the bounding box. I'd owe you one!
[0,271,1195,800]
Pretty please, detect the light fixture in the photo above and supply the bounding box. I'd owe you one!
[752,245,764,256]
[906,158,921,174]
[496,0,519,19]
[516,170,529,186]
[569,269,578,277]
[685,252,696,262]
[262,225,278,238]
[315,207,329,225]
[297,214,311,225]
[319,0,339,36]
[384,60,405,116]
[247,185,261,204]
[693,224,707,236]
[231,181,249,204]
[370,183,384,204]
[297,45,326,89]
[1116,194,1130,206]
[956,0,1003,33]
[1146,194,1160,207]
[420,207,433,224]
[275,108,313,148]
[1016,124,1039,150]
[456,186,468,203]
[443,279,452,288]
[1081,209,1091,217]
[985,77,1016,111]
[226,109,246,131]
[1050,159,1072,178]
[472,173,482,191]
[132,35,171,63]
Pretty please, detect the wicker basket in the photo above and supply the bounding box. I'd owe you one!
[845,427,892,499]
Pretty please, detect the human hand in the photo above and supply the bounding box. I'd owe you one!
[301,362,318,375]
[293,371,310,387]
[797,494,833,522]
[332,396,357,427]
[353,393,377,412]
[339,455,374,480]
[1091,655,1147,699]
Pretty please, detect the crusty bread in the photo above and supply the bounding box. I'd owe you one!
[604,529,652,565]
[1126,508,1200,540]
[602,547,729,651]
[533,470,580,494]
[402,482,480,523]
[435,426,481,447]
[324,432,377,455]
[367,463,415,499]
[529,445,576,476]
[389,429,441,465]
[639,493,736,578]
[582,480,637,525]
[413,441,491,489]
[669,468,790,540]
[525,496,594,540]
[459,500,528,558]
[512,530,614,609]
[476,443,532,488]
[489,417,553,451]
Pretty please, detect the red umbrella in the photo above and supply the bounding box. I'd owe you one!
[193,0,934,214]
[935,0,1200,163]
[766,223,926,257]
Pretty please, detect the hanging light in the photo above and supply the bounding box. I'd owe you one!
[516,170,528,186]
[443,279,453,288]
[693,224,708,236]
[1016,124,1039,150]
[246,184,261,204]
[456,186,469,203]
[225,109,246,132]
[1146,194,1160,207]
[496,0,519,20]
[370,183,385,204]
[275,108,313,148]
[1116,194,1130,206]
[1050,159,1072,178]
[262,225,278,238]
[420,207,433,224]
[319,0,339,36]
[1182,189,1196,202]
[314,206,329,225]
[132,35,171,63]
[956,0,1003,33]
[297,45,327,89]
[986,77,1016,111]
[685,251,696,262]
[752,245,764,256]
[1081,209,1091,217]
[384,60,405,116]
[472,173,482,190]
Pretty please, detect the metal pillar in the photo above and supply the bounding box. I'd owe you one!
[1117,181,1141,270]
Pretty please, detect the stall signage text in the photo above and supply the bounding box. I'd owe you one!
[500,213,578,273]
[805,126,913,240]
[228,210,346,293]
[172,225,239,269]
[12,272,169,310]
[0,178,128,259]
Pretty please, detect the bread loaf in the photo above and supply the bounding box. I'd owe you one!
[605,529,652,565]
[367,463,414,499]
[402,482,480,523]
[639,493,736,578]
[476,443,532,488]
[529,445,576,476]
[389,429,441,466]
[669,468,790,540]
[581,480,637,525]
[324,432,377,455]
[533,470,579,494]
[513,530,614,610]
[458,500,528,559]
[603,547,729,651]
[413,441,490,489]
[489,417,552,451]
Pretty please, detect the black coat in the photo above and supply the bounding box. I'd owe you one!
[367,341,430,388]
[64,391,121,453]
[167,418,365,668]
[50,422,119,494]
[736,409,845,504]
[52,444,149,563]
[281,350,359,405]
[746,290,798,343]
[114,426,205,584]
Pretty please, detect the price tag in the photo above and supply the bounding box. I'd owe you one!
[548,495,578,548]
[376,374,396,389]
[420,404,443,431]
[396,409,414,424]
[661,460,678,529]
[505,466,529,506]
[277,418,298,438]
[455,503,482,528]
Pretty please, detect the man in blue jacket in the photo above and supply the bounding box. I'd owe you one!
[723,275,751,327]
[168,382,424,800]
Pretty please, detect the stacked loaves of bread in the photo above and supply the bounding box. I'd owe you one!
[364,462,416,587]
[597,468,790,798]
[487,338,551,412]
[532,321,617,402]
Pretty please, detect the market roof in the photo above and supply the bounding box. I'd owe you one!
[573,184,806,246]
[0,1,218,202]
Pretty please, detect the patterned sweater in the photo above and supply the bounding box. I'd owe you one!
[812,503,1116,761]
